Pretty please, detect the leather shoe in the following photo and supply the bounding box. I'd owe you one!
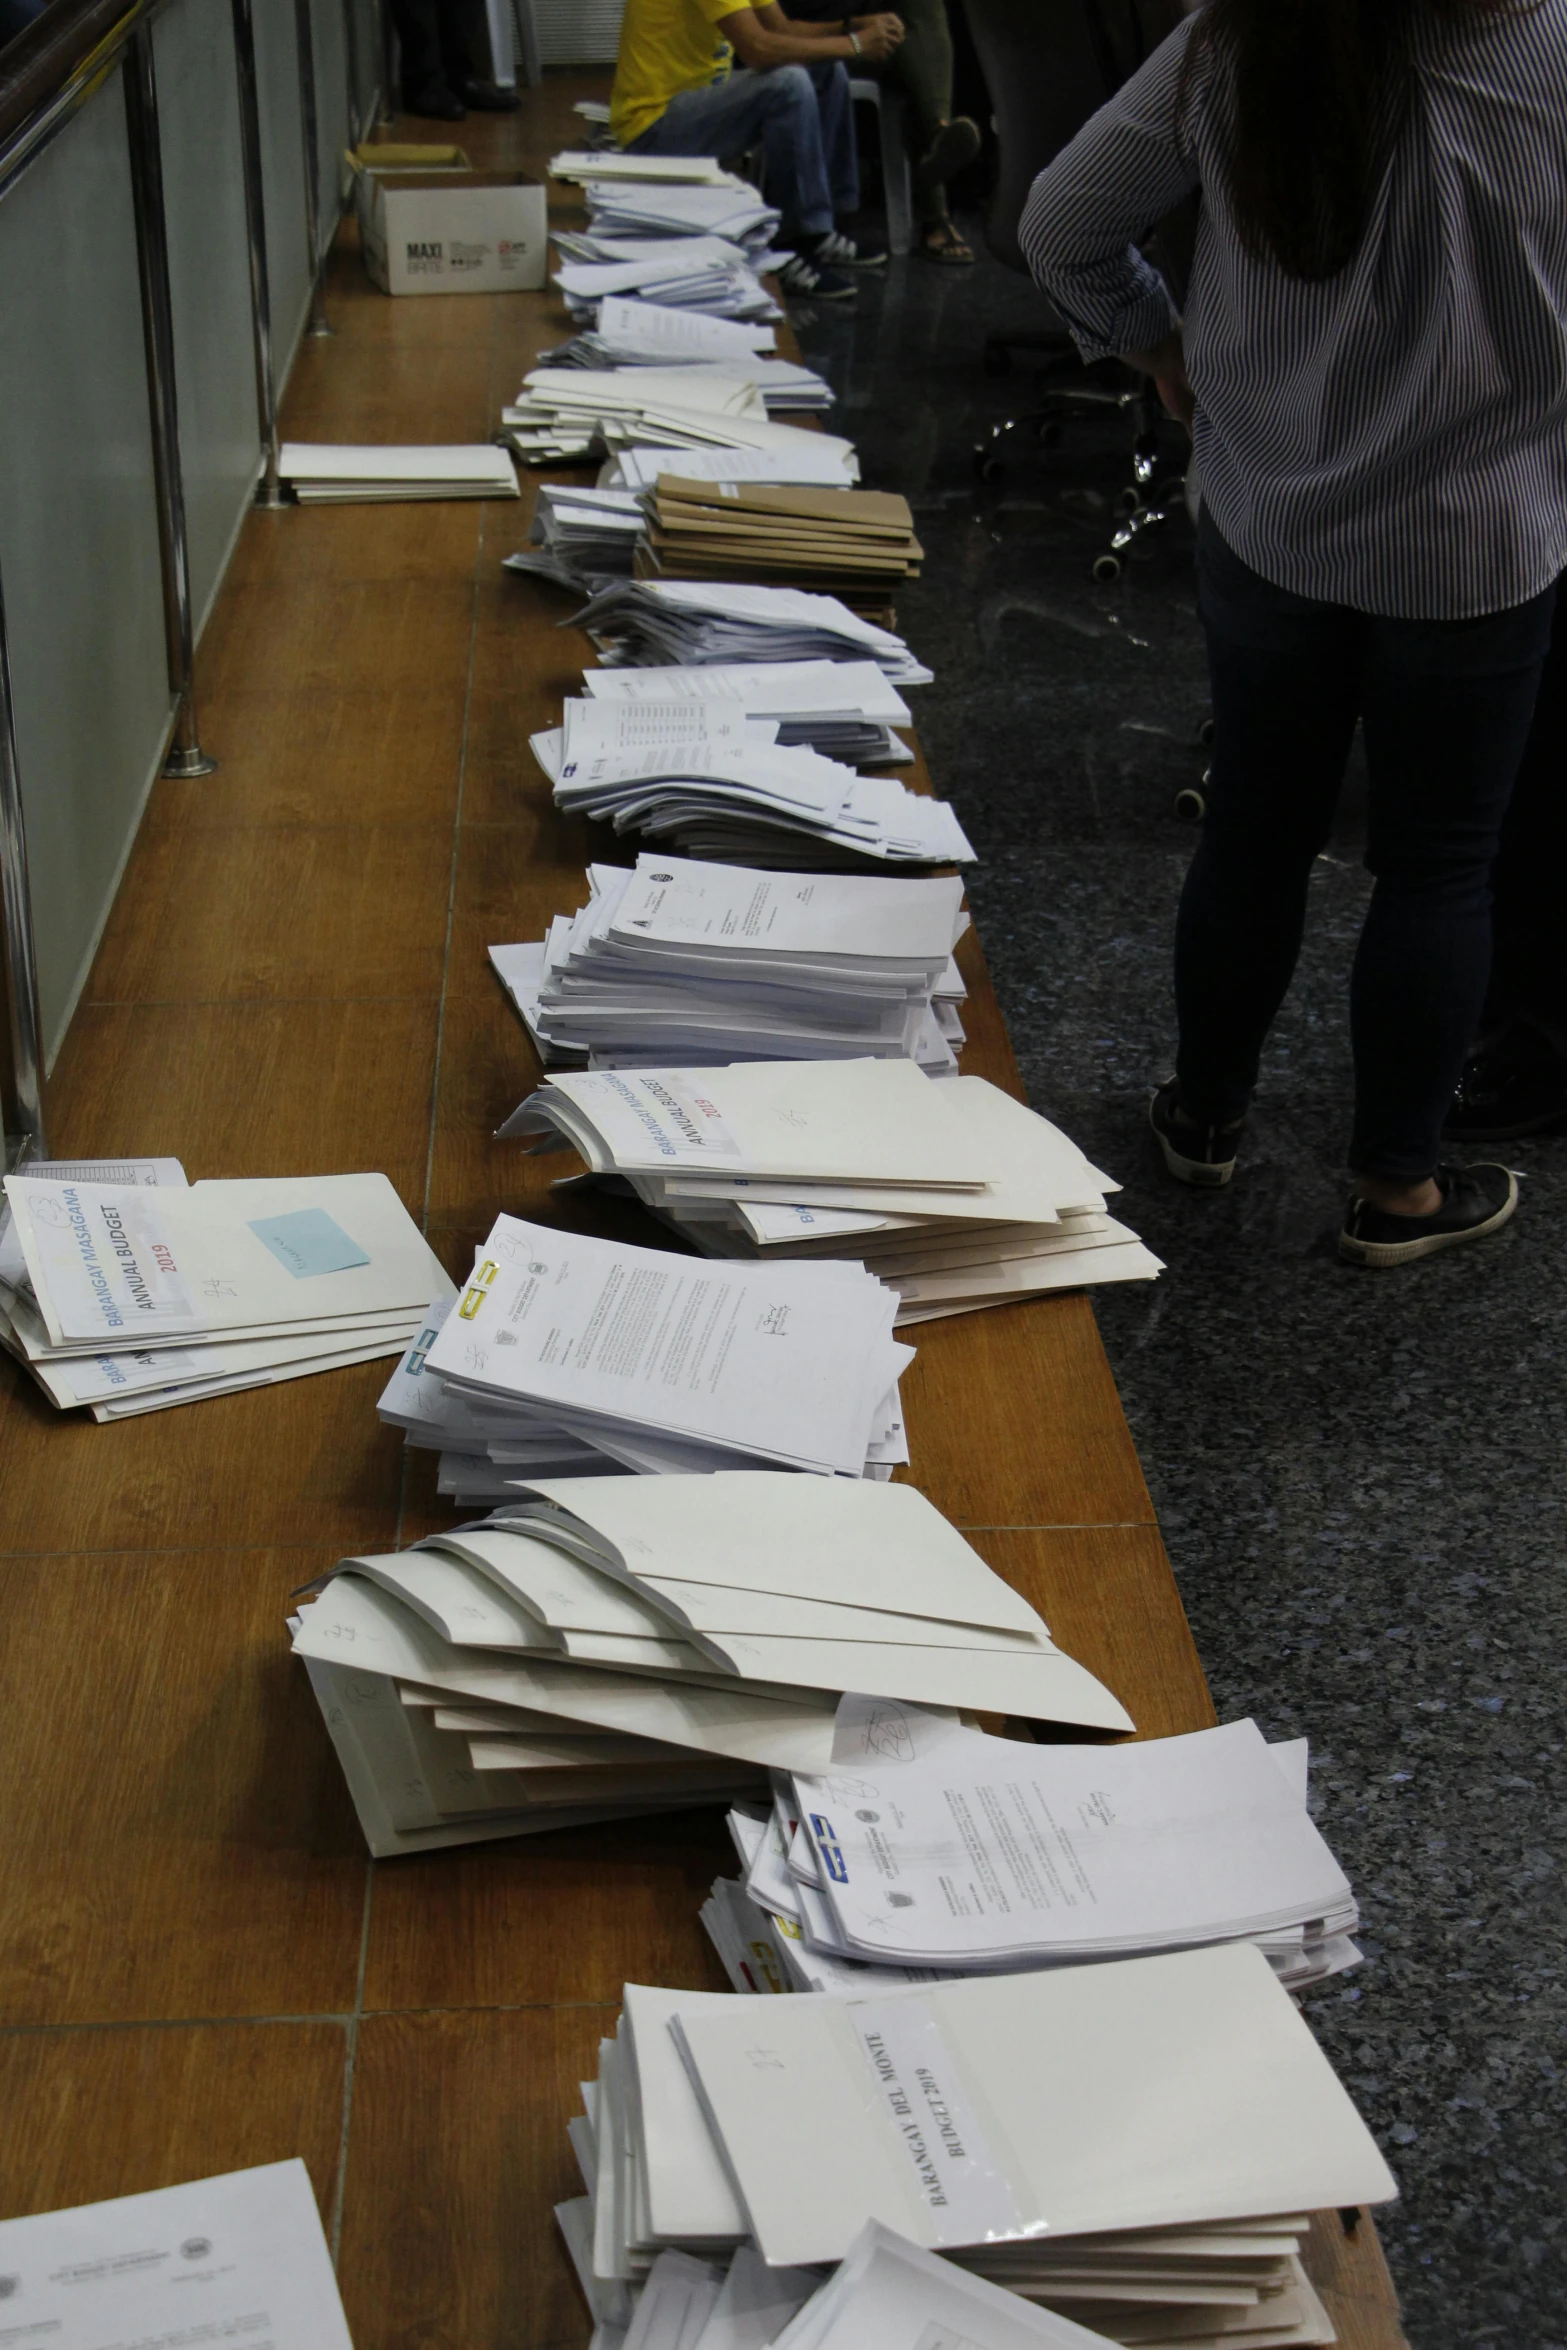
[405,82,466,119]
[460,77,521,111]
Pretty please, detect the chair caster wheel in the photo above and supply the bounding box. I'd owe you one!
[1092,553,1123,583]
[1174,785,1206,821]
[1116,486,1144,515]
[1197,716,1215,747]
[1035,419,1062,447]
[983,345,1012,378]
[975,451,1005,484]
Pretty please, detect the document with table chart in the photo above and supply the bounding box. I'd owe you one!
[0,2159,354,2349]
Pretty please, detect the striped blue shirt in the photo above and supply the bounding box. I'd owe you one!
[1019,4,1567,618]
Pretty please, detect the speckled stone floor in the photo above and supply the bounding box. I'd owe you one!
[791,238,1567,2350]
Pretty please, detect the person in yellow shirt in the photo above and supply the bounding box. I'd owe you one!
[611,0,906,299]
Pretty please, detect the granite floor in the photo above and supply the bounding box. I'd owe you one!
[790,237,1567,2350]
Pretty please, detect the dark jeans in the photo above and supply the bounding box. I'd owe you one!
[1178,513,1556,1179]
[630,62,856,239]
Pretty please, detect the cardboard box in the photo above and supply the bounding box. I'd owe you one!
[355,167,548,297]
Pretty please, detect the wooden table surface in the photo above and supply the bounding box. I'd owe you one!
[0,71,1406,2350]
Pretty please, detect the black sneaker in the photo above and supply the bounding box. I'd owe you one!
[1444,1024,1567,1142]
[813,228,888,270]
[405,82,466,119]
[777,250,856,301]
[1339,1162,1518,1268]
[1149,1079,1244,1187]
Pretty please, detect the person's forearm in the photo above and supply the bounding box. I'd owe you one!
[735,21,859,63]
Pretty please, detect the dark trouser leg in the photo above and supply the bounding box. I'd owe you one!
[807,58,858,218]
[1349,586,1555,1176]
[390,0,447,96]
[1175,517,1358,1125]
[437,0,490,83]
[1484,579,1567,1048]
[883,0,957,222]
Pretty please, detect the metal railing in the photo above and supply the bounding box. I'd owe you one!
[0,0,380,1160]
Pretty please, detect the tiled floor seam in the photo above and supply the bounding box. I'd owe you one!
[328,1864,377,2265]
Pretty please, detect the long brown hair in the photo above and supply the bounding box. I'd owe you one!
[1185,0,1527,282]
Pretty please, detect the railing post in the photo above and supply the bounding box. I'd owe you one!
[0,567,48,1163]
[231,0,288,508]
[294,0,332,337]
[123,22,218,782]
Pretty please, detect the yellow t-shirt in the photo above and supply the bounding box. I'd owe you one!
[610,0,756,148]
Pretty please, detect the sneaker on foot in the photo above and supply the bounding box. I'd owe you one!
[1339,1162,1518,1268]
[1444,1023,1567,1142]
[1149,1079,1244,1187]
[777,250,856,301]
[814,228,888,269]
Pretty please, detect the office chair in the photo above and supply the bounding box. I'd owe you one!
[963,0,1191,580]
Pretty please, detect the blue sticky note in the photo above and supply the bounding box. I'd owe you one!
[248,1208,371,1279]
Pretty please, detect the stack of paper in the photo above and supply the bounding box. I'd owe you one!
[279,443,519,503]
[502,369,853,474]
[565,1946,1394,2349]
[508,483,647,588]
[574,579,930,684]
[532,698,971,870]
[502,1062,1161,1321]
[717,1705,1362,1997]
[638,481,920,595]
[292,1481,1134,1855]
[488,855,968,1073]
[581,658,916,767]
[0,1164,445,1417]
[579,175,783,252]
[550,154,751,189]
[543,347,833,418]
[564,2220,1176,2350]
[552,237,781,326]
[604,441,860,492]
[561,294,776,364]
[379,1213,914,1482]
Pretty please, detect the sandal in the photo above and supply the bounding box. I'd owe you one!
[920,221,975,266]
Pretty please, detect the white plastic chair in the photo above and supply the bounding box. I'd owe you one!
[848,76,914,256]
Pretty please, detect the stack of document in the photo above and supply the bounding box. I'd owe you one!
[563,1945,1394,2349]
[292,1480,1133,1856]
[563,2222,1127,2350]
[508,484,646,588]
[720,1706,1362,1996]
[550,154,752,190]
[581,657,916,767]
[580,175,783,252]
[552,234,781,323]
[279,442,519,503]
[532,699,971,870]
[0,1164,445,1417]
[638,481,920,594]
[604,440,860,491]
[379,1214,913,1483]
[488,855,968,1072]
[502,1062,1161,1320]
[543,346,833,418]
[502,369,853,473]
[550,293,776,364]
[574,580,931,684]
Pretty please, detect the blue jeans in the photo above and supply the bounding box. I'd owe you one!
[629,62,858,239]
[1177,512,1556,1178]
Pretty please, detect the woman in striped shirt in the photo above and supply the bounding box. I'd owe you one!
[1021,0,1567,1268]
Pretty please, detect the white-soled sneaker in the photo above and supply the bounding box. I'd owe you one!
[814,228,888,270]
[777,250,857,302]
